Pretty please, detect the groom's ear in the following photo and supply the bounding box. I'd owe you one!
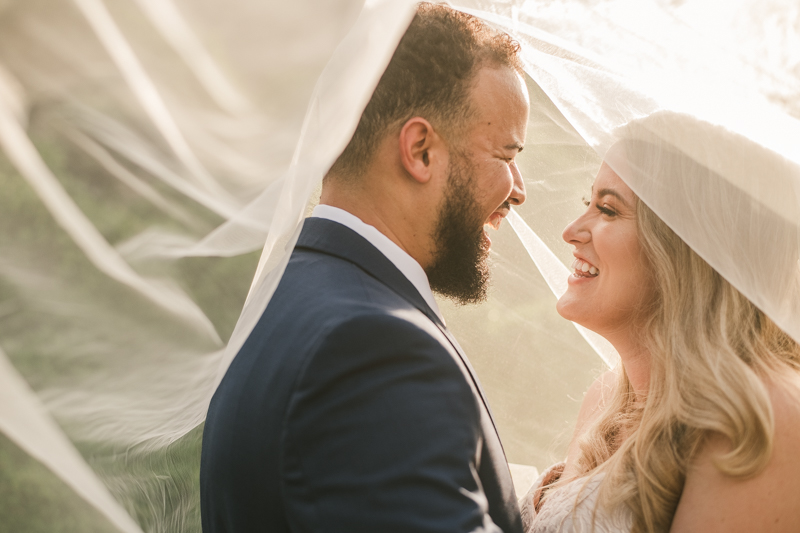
[398,117,447,184]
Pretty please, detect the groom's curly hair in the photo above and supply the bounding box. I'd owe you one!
[326,2,522,180]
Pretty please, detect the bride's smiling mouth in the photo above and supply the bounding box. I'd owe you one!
[571,258,599,278]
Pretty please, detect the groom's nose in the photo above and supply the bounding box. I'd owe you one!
[507,161,526,205]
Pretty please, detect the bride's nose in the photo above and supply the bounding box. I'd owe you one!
[562,214,590,245]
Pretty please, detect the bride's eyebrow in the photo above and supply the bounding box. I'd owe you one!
[596,188,630,208]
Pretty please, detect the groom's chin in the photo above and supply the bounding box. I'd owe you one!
[433,283,489,306]
[428,252,491,306]
[481,226,493,249]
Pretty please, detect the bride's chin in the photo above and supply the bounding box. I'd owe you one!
[555,296,575,321]
[556,294,589,326]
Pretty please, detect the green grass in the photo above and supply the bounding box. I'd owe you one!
[0,433,118,533]
[0,113,257,532]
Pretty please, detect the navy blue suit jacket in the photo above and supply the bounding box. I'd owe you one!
[201,217,523,533]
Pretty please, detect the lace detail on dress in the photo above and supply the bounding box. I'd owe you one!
[519,463,633,533]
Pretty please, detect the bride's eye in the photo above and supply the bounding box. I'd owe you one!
[597,204,616,216]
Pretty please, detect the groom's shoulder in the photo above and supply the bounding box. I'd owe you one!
[244,244,451,365]
[273,243,419,319]
[315,308,450,360]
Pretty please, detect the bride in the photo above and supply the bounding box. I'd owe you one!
[521,139,800,532]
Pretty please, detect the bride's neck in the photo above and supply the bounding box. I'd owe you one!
[607,332,650,400]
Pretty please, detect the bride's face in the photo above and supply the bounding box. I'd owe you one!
[556,163,654,338]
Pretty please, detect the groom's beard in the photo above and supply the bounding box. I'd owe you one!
[426,150,491,305]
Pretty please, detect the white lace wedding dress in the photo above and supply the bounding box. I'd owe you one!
[520,464,633,533]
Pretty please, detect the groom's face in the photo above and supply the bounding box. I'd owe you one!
[426,66,529,304]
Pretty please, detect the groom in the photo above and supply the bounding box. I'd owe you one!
[201,4,529,532]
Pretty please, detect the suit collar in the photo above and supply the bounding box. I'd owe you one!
[296,217,443,326]
[310,206,443,322]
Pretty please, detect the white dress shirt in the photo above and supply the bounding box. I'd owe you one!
[311,204,444,322]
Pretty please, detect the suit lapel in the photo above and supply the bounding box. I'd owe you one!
[433,325,499,426]
[295,217,502,439]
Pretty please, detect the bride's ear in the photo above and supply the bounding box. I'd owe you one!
[398,117,446,184]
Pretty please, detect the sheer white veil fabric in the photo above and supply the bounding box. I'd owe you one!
[0,0,797,530]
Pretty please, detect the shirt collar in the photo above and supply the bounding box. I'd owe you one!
[311,204,444,323]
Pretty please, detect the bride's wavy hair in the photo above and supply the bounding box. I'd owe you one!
[570,157,800,532]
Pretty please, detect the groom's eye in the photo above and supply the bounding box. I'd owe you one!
[582,196,590,207]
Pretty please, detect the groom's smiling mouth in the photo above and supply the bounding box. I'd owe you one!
[485,212,505,230]
[484,202,512,231]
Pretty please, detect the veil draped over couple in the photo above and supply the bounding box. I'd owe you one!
[0,0,798,532]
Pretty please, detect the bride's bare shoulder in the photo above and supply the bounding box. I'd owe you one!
[670,371,800,533]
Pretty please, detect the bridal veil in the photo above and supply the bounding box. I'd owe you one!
[0,0,797,530]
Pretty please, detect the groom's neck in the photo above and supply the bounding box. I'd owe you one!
[319,175,439,271]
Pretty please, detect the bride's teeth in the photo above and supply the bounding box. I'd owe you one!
[572,259,598,276]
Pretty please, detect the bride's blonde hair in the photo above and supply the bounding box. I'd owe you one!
[571,198,800,532]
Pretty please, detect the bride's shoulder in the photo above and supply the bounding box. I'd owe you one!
[670,370,800,532]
